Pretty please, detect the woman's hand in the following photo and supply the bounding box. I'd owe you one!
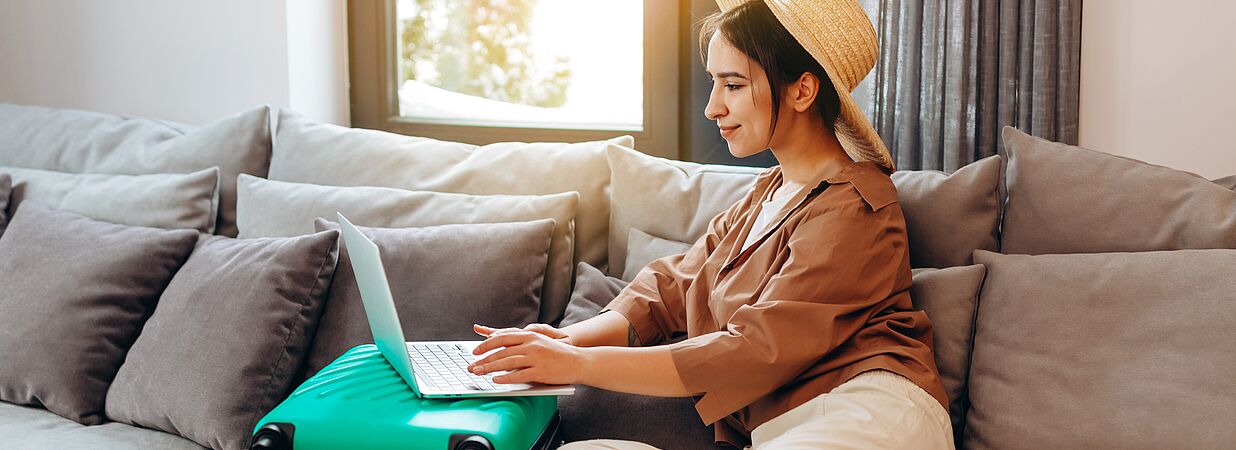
[473,323,573,346]
[467,331,588,386]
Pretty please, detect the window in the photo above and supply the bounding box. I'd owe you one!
[349,0,679,158]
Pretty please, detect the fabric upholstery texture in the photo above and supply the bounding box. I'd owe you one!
[2,166,219,233]
[558,263,713,449]
[966,249,1236,449]
[891,155,1002,268]
[104,231,340,450]
[908,265,988,445]
[1213,174,1236,190]
[606,144,763,277]
[622,229,692,282]
[303,219,553,379]
[1000,126,1236,254]
[267,109,625,272]
[236,174,578,325]
[0,402,205,450]
[0,103,271,236]
[0,203,197,425]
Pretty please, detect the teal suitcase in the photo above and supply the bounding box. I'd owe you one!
[250,344,561,450]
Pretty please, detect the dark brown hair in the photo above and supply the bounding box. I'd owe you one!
[699,1,841,136]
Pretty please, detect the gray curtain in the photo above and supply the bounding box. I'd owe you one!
[854,0,1083,172]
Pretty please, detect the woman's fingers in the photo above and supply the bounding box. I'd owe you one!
[473,331,536,355]
[493,368,538,384]
[470,354,532,376]
[469,345,525,371]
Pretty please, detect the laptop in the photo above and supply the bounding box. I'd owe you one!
[336,213,575,398]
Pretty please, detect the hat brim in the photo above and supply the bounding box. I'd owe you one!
[715,0,895,172]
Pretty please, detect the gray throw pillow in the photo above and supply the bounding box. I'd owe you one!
[561,262,630,327]
[909,265,988,445]
[269,109,627,272]
[622,229,692,282]
[104,231,340,450]
[966,249,1236,449]
[0,173,9,237]
[891,155,1002,268]
[0,202,198,425]
[303,218,553,379]
[236,175,578,326]
[0,103,272,236]
[3,166,220,233]
[1000,126,1236,254]
[556,262,713,449]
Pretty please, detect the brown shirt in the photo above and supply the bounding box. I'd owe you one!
[604,160,949,448]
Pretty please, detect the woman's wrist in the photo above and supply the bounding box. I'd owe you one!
[573,346,600,385]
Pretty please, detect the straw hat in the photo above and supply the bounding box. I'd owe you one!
[715,0,894,171]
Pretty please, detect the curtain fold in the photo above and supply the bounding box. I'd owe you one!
[857,0,1082,172]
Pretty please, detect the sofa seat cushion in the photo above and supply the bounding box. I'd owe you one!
[0,103,272,236]
[0,402,204,449]
[966,249,1236,449]
[1000,126,1236,254]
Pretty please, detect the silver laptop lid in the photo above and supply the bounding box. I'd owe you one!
[336,213,422,397]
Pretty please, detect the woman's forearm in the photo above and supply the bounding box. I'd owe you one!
[577,345,692,397]
[560,310,639,348]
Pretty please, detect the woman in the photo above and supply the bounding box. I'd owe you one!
[468,0,953,448]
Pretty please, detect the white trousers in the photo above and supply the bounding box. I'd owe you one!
[559,370,954,450]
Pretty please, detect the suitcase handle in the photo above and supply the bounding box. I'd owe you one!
[250,423,294,450]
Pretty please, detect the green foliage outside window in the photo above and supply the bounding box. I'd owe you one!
[399,0,572,108]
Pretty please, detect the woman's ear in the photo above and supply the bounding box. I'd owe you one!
[789,72,820,113]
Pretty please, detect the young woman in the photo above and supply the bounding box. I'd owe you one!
[468,0,953,448]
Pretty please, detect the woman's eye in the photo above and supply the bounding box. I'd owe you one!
[725,84,742,91]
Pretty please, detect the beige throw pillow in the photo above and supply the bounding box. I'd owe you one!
[235,175,579,325]
[622,228,692,282]
[268,109,627,272]
[606,144,763,277]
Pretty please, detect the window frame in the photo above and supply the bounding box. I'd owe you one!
[347,0,680,159]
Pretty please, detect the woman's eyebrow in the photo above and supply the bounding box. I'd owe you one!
[710,71,749,80]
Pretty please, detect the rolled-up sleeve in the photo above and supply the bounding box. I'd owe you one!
[668,200,909,424]
[602,201,741,346]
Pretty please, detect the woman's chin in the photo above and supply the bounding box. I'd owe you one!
[726,143,763,159]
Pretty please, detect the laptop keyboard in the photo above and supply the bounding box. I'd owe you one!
[407,343,502,392]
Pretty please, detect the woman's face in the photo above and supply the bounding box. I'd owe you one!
[704,32,776,158]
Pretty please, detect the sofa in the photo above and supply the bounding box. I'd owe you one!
[1,102,1233,450]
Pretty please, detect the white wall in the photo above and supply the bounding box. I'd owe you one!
[1079,0,1236,179]
[0,0,348,126]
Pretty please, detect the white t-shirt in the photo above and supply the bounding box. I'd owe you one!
[742,179,807,252]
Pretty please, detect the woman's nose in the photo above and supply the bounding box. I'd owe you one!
[704,87,725,120]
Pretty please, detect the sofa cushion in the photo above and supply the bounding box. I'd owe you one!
[623,229,692,282]
[891,155,1002,267]
[268,109,625,272]
[0,173,9,237]
[305,218,553,379]
[557,263,713,449]
[965,249,1236,449]
[104,231,340,450]
[0,402,205,450]
[0,103,271,236]
[0,203,197,425]
[1000,126,1236,254]
[561,262,630,327]
[606,144,763,277]
[236,174,578,325]
[3,166,220,233]
[909,265,987,445]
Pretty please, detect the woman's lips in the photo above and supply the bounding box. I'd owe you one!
[719,125,740,138]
